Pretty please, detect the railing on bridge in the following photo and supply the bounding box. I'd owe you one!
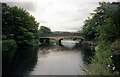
[40,33,82,37]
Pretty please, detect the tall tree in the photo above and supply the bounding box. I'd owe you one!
[2,3,39,46]
[82,2,120,41]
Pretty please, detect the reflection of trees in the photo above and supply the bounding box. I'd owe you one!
[80,45,94,64]
[2,47,38,75]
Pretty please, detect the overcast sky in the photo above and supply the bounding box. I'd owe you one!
[0,0,119,32]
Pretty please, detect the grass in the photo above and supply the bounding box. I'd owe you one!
[87,41,116,75]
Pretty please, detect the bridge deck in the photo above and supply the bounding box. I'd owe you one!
[39,33,83,40]
[40,33,82,37]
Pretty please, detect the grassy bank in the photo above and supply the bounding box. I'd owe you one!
[88,40,120,75]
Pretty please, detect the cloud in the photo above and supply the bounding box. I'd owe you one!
[40,20,49,24]
[1,0,119,32]
[6,2,36,11]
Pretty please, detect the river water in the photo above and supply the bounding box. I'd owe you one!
[3,40,93,75]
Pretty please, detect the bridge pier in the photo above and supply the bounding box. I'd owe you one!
[79,39,84,43]
[40,38,44,44]
[39,38,50,45]
[45,38,50,45]
[58,38,63,45]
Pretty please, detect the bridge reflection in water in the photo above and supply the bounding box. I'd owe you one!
[39,33,84,45]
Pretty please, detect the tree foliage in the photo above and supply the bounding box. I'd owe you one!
[82,2,120,75]
[2,3,39,46]
[82,2,120,42]
[39,26,52,34]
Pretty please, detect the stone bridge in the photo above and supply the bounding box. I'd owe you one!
[39,33,83,45]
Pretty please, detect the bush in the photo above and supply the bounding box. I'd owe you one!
[30,39,40,46]
[2,40,17,51]
[111,39,120,52]
[88,42,115,75]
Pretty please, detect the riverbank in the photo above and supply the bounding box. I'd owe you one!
[87,40,120,75]
[80,39,120,75]
[81,41,97,46]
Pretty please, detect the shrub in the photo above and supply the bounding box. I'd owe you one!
[2,40,17,50]
[88,42,114,75]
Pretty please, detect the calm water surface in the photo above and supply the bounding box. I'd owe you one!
[30,40,92,75]
[3,40,93,75]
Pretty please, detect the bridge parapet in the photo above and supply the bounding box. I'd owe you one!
[39,33,83,45]
[40,33,82,37]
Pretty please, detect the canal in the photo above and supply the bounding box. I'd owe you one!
[3,40,94,75]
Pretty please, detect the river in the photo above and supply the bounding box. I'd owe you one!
[3,40,94,75]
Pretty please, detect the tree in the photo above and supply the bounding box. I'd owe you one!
[96,2,120,42]
[2,3,39,46]
[82,2,120,41]
[39,26,52,34]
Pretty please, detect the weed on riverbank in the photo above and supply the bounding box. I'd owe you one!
[88,40,120,75]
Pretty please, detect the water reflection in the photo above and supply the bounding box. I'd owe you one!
[2,46,38,75]
[61,40,77,49]
[30,47,85,75]
[2,40,94,75]
[30,40,93,75]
